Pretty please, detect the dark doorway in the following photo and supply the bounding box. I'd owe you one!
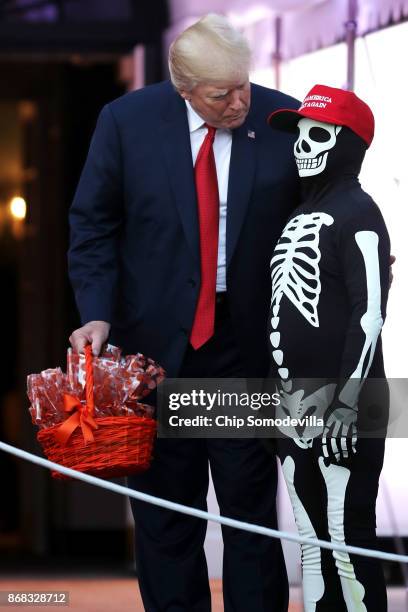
[0,59,132,570]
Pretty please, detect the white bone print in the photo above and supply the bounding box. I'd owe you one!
[270,212,333,387]
[270,212,334,445]
[339,231,384,408]
[319,458,367,611]
[282,456,325,611]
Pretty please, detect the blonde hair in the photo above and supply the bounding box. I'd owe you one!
[168,14,251,92]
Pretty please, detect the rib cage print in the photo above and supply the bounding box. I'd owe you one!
[270,212,334,387]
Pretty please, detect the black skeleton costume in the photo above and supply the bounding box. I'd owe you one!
[267,88,390,611]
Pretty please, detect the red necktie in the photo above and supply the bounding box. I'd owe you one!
[190,124,220,350]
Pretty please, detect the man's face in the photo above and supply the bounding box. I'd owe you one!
[182,79,251,129]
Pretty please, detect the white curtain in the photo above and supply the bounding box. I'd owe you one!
[167,0,408,63]
[280,0,408,59]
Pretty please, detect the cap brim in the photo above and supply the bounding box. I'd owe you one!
[267,108,304,131]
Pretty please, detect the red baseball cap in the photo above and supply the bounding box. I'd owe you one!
[267,84,375,147]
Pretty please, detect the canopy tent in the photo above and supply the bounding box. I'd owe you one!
[166,0,408,88]
[168,0,408,58]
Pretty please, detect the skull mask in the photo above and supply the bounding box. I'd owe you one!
[294,117,342,177]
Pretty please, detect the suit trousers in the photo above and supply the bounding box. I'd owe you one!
[127,297,288,611]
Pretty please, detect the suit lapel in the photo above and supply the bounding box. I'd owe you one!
[158,86,199,264]
[226,116,257,268]
[158,83,258,269]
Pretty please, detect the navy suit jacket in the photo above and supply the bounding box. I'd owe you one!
[68,80,300,376]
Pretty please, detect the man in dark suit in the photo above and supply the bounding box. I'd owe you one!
[68,13,300,611]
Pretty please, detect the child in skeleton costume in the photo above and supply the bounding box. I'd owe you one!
[267,85,390,612]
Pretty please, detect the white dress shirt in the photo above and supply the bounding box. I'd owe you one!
[185,100,232,292]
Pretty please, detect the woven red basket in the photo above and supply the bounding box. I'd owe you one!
[36,345,157,480]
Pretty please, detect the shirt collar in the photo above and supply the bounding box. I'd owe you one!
[185,99,206,133]
[184,100,232,135]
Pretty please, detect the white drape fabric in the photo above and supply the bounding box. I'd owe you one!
[165,0,408,62]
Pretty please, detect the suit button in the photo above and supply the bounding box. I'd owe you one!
[188,278,196,287]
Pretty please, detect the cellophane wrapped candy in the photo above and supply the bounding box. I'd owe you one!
[27,344,165,429]
[27,368,72,429]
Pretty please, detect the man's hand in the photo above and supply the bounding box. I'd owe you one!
[389,254,396,289]
[322,405,357,464]
[69,321,111,356]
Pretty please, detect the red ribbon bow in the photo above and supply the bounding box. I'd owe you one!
[54,393,98,446]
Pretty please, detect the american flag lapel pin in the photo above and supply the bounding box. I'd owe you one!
[247,129,256,139]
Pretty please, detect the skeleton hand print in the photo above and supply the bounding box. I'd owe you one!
[322,405,358,464]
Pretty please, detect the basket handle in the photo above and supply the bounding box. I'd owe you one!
[53,344,98,446]
[84,344,95,416]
